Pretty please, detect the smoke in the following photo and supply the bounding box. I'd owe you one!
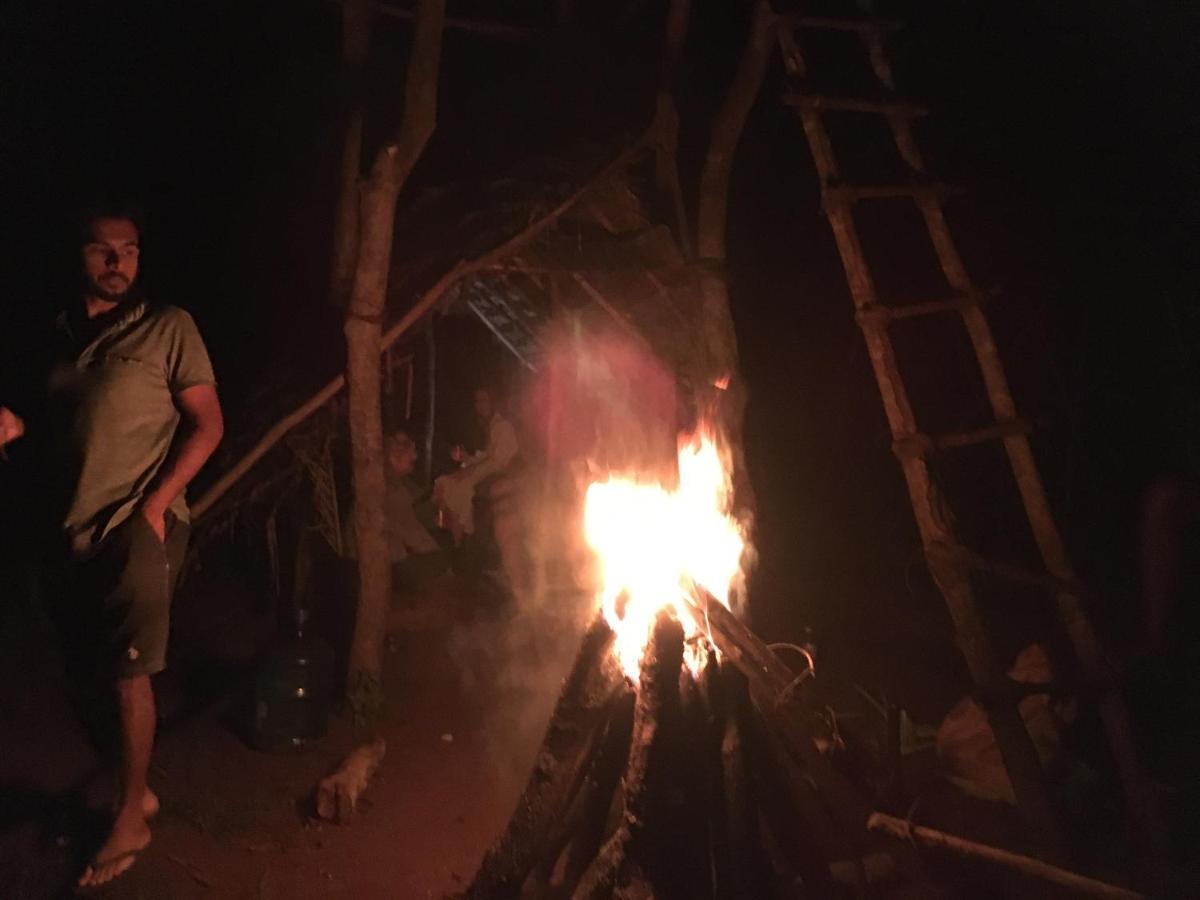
[444,322,753,783]
[446,572,593,788]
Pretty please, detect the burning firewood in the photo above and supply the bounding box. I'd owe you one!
[572,611,685,899]
[467,615,629,899]
[315,737,386,822]
[460,409,1145,898]
[539,692,635,893]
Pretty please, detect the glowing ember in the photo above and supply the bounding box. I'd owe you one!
[583,424,746,680]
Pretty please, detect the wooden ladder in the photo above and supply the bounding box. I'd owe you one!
[775,11,1166,870]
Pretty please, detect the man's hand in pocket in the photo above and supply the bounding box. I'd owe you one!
[139,501,168,542]
[0,407,25,450]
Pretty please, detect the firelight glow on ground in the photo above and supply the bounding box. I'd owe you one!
[583,425,747,680]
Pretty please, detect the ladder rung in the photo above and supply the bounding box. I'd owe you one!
[940,543,1089,597]
[779,14,902,34]
[892,418,1033,459]
[855,291,992,326]
[823,182,963,205]
[783,93,928,118]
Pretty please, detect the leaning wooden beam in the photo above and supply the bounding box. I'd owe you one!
[572,612,685,900]
[868,812,1145,900]
[192,132,653,519]
[466,616,628,900]
[552,692,636,896]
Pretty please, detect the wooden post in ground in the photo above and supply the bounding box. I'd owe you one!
[344,0,445,694]
[694,0,773,513]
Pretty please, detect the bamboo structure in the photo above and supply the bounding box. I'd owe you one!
[777,13,1167,871]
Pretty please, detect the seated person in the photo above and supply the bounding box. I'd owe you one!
[343,430,446,590]
[434,387,519,546]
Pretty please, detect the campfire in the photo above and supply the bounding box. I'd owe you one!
[458,418,1147,899]
[584,424,746,682]
[463,423,855,899]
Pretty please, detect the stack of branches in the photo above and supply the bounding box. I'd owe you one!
[462,601,902,900]
[461,592,1145,900]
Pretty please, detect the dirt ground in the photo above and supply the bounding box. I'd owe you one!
[4,547,1197,899]
[0,567,587,900]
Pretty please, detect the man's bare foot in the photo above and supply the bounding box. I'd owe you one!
[142,787,160,820]
[84,775,159,820]
[78,808,151,887]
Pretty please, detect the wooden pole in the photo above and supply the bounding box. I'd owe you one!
[694,0,773,511]
[345,0,445,688]
[868,812,1145,900]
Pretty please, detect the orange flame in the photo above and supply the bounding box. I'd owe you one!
[583,423,746,681]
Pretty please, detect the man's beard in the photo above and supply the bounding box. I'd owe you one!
[87,273,138,305]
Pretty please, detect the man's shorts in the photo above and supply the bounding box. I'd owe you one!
[52,511,189,680]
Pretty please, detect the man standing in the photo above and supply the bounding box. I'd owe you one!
[0,204,223,887]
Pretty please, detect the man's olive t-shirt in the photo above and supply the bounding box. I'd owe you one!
[48,301,215,557]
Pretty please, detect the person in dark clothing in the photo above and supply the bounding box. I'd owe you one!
[342,430,448,590]
[1,204,224,887]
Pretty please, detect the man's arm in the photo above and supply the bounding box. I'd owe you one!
[140,384,223,540]
[464,418,519,483]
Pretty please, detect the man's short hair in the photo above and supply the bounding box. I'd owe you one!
[75,197,147,244]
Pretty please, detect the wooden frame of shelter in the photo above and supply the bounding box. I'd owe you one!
[189,132,711,533]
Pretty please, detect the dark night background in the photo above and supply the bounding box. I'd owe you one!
[1,0,1197,766]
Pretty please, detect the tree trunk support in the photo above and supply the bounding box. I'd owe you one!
[345,0,445,686]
